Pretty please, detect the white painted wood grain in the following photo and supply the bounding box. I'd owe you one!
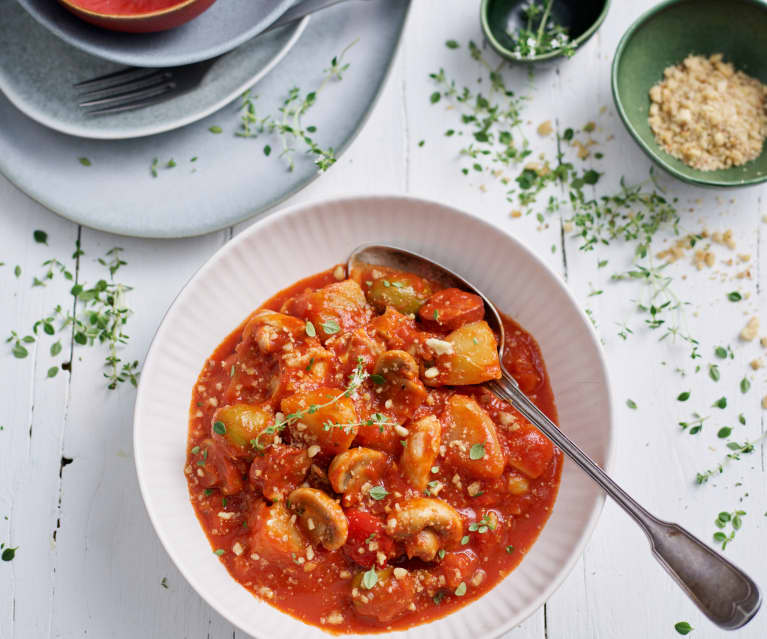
[0,0,765,637]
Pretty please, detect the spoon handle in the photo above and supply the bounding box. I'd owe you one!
[488,374,762,630]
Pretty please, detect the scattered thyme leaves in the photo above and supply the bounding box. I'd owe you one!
[6,246,140,389]
[237,40,357,173]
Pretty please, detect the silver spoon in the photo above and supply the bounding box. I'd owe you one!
[348,243,761,630]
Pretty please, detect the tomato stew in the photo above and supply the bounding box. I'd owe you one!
[186,263,562,633]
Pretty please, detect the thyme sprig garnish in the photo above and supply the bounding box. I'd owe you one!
[251,357,369,450]
[323,412,394,434]
[237,40,357,173]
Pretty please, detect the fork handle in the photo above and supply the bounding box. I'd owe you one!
[488,373,762,630]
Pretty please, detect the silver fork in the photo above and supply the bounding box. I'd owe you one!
[74,0,367,116]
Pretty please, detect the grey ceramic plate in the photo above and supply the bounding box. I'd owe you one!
[16,0,296,68]
[0,0,410,238]
[0,1,306,140]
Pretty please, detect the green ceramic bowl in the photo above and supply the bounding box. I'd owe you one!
[480,0,610,64]
[612,0,767,187]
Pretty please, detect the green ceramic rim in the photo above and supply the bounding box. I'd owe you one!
[480,0,611,63]
[611,0,767,188]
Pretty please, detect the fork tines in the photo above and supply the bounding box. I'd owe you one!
[75,67,176,116]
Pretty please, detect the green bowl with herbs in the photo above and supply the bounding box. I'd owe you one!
[480,0,610,63]
[612,0,767,187]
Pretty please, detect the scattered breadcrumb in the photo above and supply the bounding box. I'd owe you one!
[740,316,759,341]
[537,120,553,136]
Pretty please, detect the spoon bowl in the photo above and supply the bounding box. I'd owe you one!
[349,242,762,630]
[348,243,508,354]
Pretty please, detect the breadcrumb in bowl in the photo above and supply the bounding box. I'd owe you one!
[612,0,767,187]
[648,54,767,171]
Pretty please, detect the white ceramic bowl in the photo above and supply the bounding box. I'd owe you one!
[134,195,614,639]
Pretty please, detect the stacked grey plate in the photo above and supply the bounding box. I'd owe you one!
[0,0,410,237]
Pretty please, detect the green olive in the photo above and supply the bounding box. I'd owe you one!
[212,403,273,449]
[367,277,431,315]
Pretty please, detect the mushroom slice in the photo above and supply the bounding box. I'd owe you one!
[289,486,349,550]
[404,529,441,562]
[386,497,463,559]
[328,447,388,494]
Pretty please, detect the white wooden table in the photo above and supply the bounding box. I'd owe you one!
[1,2,765,637]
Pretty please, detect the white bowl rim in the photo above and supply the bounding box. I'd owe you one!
[133,193,615,639]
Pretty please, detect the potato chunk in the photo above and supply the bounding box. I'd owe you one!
[424,321,501,386]
[306,280,371,341]
[443,394,505,479]
[281,388,358,456]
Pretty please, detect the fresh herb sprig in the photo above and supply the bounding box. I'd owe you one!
[504,0,576,60]
[429,43,531,184]
[6,245,140,390]
[251,357,369,450]
[237,40,357,172]
[695,436,763,484]
[322,412,394,434]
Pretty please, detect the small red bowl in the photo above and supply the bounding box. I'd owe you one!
[57,0,218,33]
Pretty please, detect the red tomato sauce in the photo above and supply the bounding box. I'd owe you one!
[185,265,562,633]
[68,0,186,15]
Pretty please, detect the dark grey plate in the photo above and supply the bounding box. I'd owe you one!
[15,0,296,67]
[0,0,410,238]
[0,1,306,139]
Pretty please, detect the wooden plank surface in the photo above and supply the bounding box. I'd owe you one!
[0,1,765,637]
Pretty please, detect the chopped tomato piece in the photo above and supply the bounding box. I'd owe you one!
[435,549,479,589]
[192,438,245,496]
[505,421,553,478]
[351,566,416,622]
[343,509,395,568]
[369,307,418,350]
[249,444,310,501]
[504,330,545,394]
